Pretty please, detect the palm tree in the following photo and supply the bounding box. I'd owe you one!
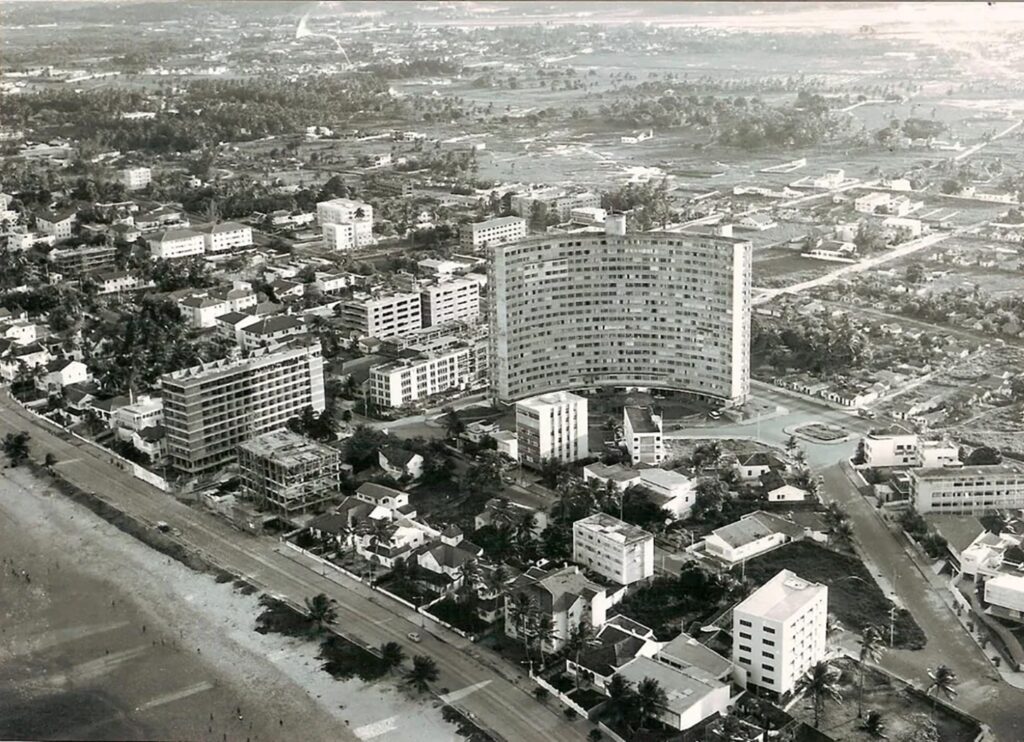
[566,618,595,692]
[533,613,555,667]
[857,626,885,717]
[457,558,480,604]
[604,674,638,732]
[796,660,843,729]
[515,510,537,550]
[379,641,406,672]
[304,593,338,634]
[43,451,58,471]
[442,405,465,442]
[926,665,958,718]
[635,677,668,730]
[826,613,845,642]
[860,709,887,739]
[832,519,855,547]
[824,502,849,530]
[508,592,537,660]
[404,655,440,693]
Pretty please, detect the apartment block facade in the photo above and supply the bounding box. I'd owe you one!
[489,223,752,405]
[369,336,487,409]
[515,390,589,468]
[732,569,828,698]
[572,512,654,585]
[910,465,1024,514]
[202,222,253,254]
[460,216,527,250]
[316,198,373,248]
[420,277,481,327]
[339,292,422,339]
[161,341,325,475]
[49,244,116,275]
[623,405,664,464]
[237,429,340,515]
[120,166,152,191]
[151,228,205,260]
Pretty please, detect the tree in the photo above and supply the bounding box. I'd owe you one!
[441,406,465,441]
[380,641,406,672]
[43,451,58,471]
[635,677,668,730]
[832,519,855,546]
[2,431,31,466]
[964,446,1001,466]
[857,626,886,717]
[566,618,595,692]
[692,478,727,520]
[603,674,639,732]
[861,709,887,739]
[691,441,722,469]
[926,665,957,718]
[404,655,440,693]
[533,613,555,666]
[896,715,939,742]
[796,660,843,729]
[508,592,538,660]
[304,593,338,634]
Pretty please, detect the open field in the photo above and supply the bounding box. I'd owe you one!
[0,466,459,742]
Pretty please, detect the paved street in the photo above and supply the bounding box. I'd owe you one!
[0,393,586,742]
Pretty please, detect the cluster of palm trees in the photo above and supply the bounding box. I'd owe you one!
[824,502,855,547]
[602,673,668,735]
[2,430,31,467]
[485,497,540,562]
[506,591,556,669]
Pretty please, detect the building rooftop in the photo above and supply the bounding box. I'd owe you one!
[160,340,318,382]
[470,215,526,229]
[204,221,248,234]
[913,464,1024,481]
[243,315,305,336]
[734,569,826,622]
[658,631,733,679]
[585,462,641,483]
[516,390,587,411]
[638,468,691,490]
[238,430,339,468]
[574,512,652,545]
[624,406,660,434]
[356,481,407,504]
[617,656,723,716]
[923,515,986,555]
[708,511,804,549]
[380,446,420,468]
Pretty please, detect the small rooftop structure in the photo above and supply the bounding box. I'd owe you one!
[734,569,826,622]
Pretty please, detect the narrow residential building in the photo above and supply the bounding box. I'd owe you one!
[338,292,422,339]
[573,512,654,586]
[623,405,664,464]
[420,277,481,327]
[515,390,589,468]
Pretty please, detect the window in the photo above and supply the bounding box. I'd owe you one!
[739,631,751,640]
[739,657,751,665]
[764,626,775,634]
[762,663,774,672]
[738,645,750,653]
[739,619,752,628]
[763,651,774,659]
[764,639,775,647]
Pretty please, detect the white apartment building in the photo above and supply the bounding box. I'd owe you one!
[160,341,325,475]
[623,405,664,464]
[510,189,602,222]
[113,395,163,441]
[322,222,357,251]
[919,440,960,468]
[984,574,1024,621]
[420,277,481,327]
[573,512,654,586]
[177,283,257,329]
[369,339,485,409]
[202,222,253,254]
[862,430,920,468]
[339,292,422,339]
[570,206,607,225]
[460,216,527,250]
[150,228,205,259]
[316,198,374,248]
[910,465,1024,514]
[732,569,828,698]
[489,222,752,405]
[515,390,589,468]
[120,166,152,191]
[35,208,77,240]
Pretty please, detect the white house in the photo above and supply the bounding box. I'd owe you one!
[504,565,614,652]
[736,452,786,481]
[984,574,1024,622]
[637,468,696,519]
[35,208,77,240]
[766,483,809,503]
[702,512,805,565]
[378,446,424,481]
[36,359,90,393]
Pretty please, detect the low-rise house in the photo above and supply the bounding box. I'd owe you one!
[35,358,90,394]
[415,525,484,589]
[504,564,616,652]
[984,574,1024,623]
[637,468,696,519]
[0,340,51,382]
[131,424,165,461]
[271,278,305,299]
[474,497,548,536]
[88,395,134,428]
[738,213,777,231]
[354,482,418,520]
[583,462,641,492]
[238,315,306,350]
[616,655,731,732]
[702,511,806,565]
[112,395,163,440]
[736,452,786,482]
[766,482,809,503]
[94,270,151,295]
[378,446,424,481]
[494,430,519,461]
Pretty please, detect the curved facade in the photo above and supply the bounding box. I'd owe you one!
[488,229,752,405]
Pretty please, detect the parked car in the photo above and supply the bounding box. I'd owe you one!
[407,631,421,643]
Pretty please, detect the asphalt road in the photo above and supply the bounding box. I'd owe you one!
[0,392,586,742]
[820,463,1024,741]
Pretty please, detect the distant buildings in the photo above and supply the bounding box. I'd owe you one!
[573,512,654,585]
[460,216,527,251]
[732,569,828,698]
[237,430,340,515]
[201,222,253,254]
[861,430,959,469]
[515,390,589,468]
[49,243,116,275]
[421,277,480,327]
[119,166,152,191]
[509,188,601,222]
[338,291,422,339]
[161,341,325,475]
[910,465,1024,514]
[317,197,373,250]
[623,406,664,465]
[488,223,752,405]
[150,228,205,259]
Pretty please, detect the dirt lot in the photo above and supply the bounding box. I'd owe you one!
[0,466,457,742]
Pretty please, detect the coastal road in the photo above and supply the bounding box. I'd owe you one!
[0,392,587,742]
[819,463,1024,741]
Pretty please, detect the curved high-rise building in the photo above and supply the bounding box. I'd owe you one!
[488,222,752,405]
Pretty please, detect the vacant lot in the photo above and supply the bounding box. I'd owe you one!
[754,246,843,284]
[741,541,926,649]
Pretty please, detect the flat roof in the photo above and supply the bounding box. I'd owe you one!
[624,406,660,434]
[913,464,1024,481]
[616,656,722,715]
[574,512,652,545]
[238,429,338,466]
[516,389,587,411]
[734,569,826,622]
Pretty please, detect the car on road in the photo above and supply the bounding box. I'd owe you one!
[155,521,172,533]
[407,631,421,643]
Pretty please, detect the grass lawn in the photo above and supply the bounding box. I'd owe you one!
[789,657,979,742]
[567,687,607,712]
[740,541,926,649]
[373,573,440,607]
[426,596,490,635]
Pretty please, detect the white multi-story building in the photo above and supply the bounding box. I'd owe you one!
[369,337,486,409]
[489,220,752,405]
[322,222,357,251]
[316,198,373,248]
[515,390,588,468]
[177,283,257,329]
[732,569,828,698]
[460,216,527,250]
[510,189,602,222]
[339,292,422,339]
[202,222,253,254]
[919,440,960,468]
[120,166,152,191]
[984,574,1024,621]
[623,405,664,464]
[910,465,1024,514]
[35,208,77,240]
[150,228,205,259]
[420,277,480,327]
[160,341,325,475]
[862,430,920,468]
[569,206,607,225]
[573,513,654,586]
[113,395,163,441]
